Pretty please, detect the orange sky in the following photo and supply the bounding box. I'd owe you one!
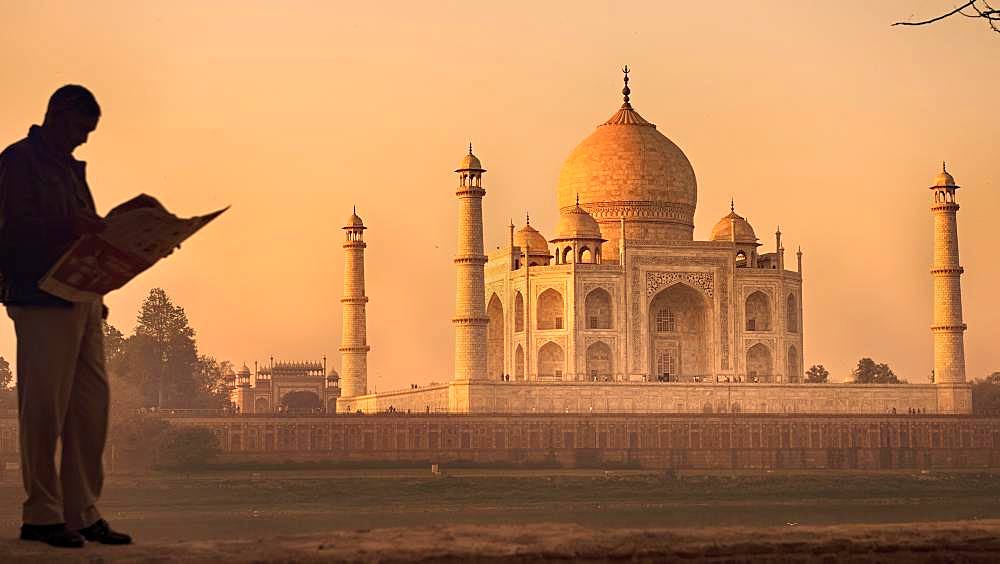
[1,1,997,387]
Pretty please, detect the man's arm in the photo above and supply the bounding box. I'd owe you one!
[0,148,72,241]
[0,147,89,277]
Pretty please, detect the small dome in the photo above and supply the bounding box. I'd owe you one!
[238,364,251,375]
[932,164,957,188]
[710,209,758,244]
[327,368,340,379]
[554,202,603,240]
[345,210,364,228]
[514,223,550,255]
[456,145,485,172]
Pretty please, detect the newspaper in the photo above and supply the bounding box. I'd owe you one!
[39,194,228,303]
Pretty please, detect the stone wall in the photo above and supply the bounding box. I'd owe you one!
[1,413,996,470]
[340,380,971,415]
[155,413,1000,470]
[337,384,449,414]
[391,381,967,415]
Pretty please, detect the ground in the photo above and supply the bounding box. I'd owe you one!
[1,469,999,561]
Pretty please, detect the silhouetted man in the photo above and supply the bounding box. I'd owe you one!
[0,85,132,548]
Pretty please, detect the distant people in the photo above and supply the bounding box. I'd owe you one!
[0,86,135,547]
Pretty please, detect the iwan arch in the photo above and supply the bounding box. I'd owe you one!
[334,70,972,416]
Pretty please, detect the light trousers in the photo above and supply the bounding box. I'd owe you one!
[6,301,108,528]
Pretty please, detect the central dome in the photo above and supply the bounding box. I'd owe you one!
[556,93,697,242]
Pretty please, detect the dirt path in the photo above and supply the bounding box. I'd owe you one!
[3,519,1000,562]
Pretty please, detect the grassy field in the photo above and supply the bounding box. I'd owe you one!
[2,469,999,541]
[1,469,999,561]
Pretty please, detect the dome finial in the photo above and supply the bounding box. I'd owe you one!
[469,142,474,156]
[942,160,947,173]
[621,65,631,106]
[575,193,580,207]
[730,197,735,213]
[525,212,530,225]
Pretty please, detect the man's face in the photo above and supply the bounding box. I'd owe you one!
[63,111,99,150]
[48,110,99,153]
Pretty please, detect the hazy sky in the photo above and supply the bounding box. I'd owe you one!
[1,1,997,388]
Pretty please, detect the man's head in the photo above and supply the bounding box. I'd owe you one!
[42,85,101,154]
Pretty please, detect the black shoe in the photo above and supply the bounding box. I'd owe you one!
[20,523,86,548]
[78,519,132,545]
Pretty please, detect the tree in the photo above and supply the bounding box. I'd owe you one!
[113,415,172,471]
[103,322,127,375]
[155,426,220,471]
[0,356,12,390]
[893,1,999,34]
[188,355,233,410]
[128,288,200,407]
[972,372,1000,415]
[0,356,14,410]
[804,364,830,384]
[852,358,905,384]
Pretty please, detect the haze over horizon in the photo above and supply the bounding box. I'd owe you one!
[1,1,997,388]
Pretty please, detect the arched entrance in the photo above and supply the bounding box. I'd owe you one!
[514,344,525,380]
[648,283,711,382]
[586,341,613,381]
[281,390,322,412]
[787,345,799,383]
[585,288,613,329]
[745,291,771,331]
[487,294,504,380]
[537,289,564,330]
[786,293,798,333]
[537,341,565,379]
[514,292,525,332]
[746,344,773,383]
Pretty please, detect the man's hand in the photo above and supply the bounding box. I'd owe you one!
[106,194,162,218]
[163,243,181,258]
[71,210,106,236]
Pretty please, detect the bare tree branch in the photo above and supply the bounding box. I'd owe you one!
[893,0,1000,34]
[893,1,976,26]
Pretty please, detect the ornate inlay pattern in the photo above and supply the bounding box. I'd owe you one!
[535,336,567,349]
[486,284,505,303]
[583,336,616,348]
[562,201,695,222]
[535,285,565,298]
[645,271,714,298]
[744,338,776,352]
[581,282,615,298]
[720,279,730,370]
[742,286,775,301]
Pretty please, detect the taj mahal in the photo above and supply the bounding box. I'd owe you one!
[228,69,972,416]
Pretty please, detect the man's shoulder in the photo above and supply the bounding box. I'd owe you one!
[0,137,33,166]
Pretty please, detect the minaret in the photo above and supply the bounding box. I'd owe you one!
[453,145,489,381]
[340,207,369,397]
[775,226,784,270]
[930,163,967,387]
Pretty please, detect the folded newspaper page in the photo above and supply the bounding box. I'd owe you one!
[40,194,228,303]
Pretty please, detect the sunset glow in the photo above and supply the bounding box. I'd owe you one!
[2,0,997,388]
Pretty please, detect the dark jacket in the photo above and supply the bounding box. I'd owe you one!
[0,125,97,306]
